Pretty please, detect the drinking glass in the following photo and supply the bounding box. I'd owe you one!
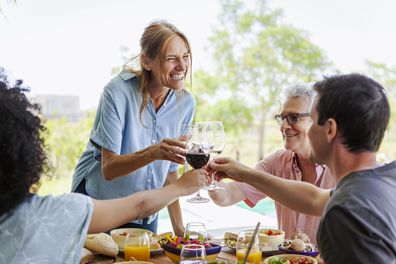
[236,230,262,264]
[203,121,225,191]
[184,222,208,242]
[124,232,150,261]
[180,244,207,264]
[186,122,210,203]
[178,123,194,173]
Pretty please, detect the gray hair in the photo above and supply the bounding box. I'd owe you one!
[283,82,315,104]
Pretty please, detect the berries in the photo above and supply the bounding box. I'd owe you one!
[166,236,212,249]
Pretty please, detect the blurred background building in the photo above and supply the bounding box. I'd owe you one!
[32,95,83,122]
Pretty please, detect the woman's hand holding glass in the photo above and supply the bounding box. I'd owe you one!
[176,169,208,197]
[149,138,187,165]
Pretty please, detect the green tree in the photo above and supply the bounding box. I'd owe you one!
[194,0,332,160]
[364,60,396,160]
[42,112,94,179]
[365,60,396,100]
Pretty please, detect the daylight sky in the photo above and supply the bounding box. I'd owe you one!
[1,0,395,110]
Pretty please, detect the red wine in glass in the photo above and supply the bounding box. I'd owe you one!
[186,152,210,169]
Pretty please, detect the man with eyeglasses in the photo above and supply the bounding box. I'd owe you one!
[208,83,336,243]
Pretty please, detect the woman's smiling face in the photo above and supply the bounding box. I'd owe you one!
[147,35,190,91]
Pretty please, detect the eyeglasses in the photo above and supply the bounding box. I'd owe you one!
[274,113,310,126]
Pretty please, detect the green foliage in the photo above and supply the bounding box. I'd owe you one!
[365,60,396,100]
[364,60,396,160]
[194,0,332,160]
[42,112,94,179]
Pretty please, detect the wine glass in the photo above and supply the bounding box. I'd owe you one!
[203,121,225,191]
[178,123,194,173]
[180,244,207,264]
[186,122,210,203]
[184,222,208,242]
[236,230,262,264]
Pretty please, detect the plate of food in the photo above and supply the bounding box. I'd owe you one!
[223,229,284,256]
[278,239,319,257]
[264,254,317,264]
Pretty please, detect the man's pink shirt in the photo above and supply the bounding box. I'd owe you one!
[237,149,336,244]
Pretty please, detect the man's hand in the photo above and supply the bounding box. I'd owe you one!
[208,157,251,182]
[149,138,186,164]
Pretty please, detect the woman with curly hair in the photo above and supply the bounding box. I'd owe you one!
[0,70,207,263]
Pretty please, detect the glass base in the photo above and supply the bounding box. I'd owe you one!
[187,195,210,203]
[202,184,225,191]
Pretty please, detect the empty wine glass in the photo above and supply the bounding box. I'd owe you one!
[180,244,207,264]
[186,122,210,203]
[184,222,208,242]
[203,121,225,191]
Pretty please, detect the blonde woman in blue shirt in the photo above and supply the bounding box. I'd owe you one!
[72,20,196,236]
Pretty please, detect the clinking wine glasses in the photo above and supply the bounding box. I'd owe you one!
[185,122,211,203]
[202,121,225,191]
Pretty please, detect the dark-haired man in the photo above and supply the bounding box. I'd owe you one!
[208,74,396,263]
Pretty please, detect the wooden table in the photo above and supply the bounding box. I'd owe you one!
[91,246,322,263]
[149,249,237,264]
[91,247,241,263]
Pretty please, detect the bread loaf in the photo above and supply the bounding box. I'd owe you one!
[223,232,238,248]
[79,247,95,264]
[85,233,119,257]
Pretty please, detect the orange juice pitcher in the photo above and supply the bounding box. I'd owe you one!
[124,232,150,261]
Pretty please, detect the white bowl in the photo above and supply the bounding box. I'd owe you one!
[110,228,154,251]
[252,228,285,250]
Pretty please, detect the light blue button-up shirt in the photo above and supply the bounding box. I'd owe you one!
[72,70,195,224]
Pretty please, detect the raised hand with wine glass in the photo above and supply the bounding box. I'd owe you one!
[185,122,211,203]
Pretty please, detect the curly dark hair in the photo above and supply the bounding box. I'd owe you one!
[0,69,47,216]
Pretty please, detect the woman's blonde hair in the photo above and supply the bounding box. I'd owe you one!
[125,20,192,124]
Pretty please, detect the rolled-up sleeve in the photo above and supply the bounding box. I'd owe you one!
[90,85,124,155]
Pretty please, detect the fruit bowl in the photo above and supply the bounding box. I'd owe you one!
[162,243,221,264]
